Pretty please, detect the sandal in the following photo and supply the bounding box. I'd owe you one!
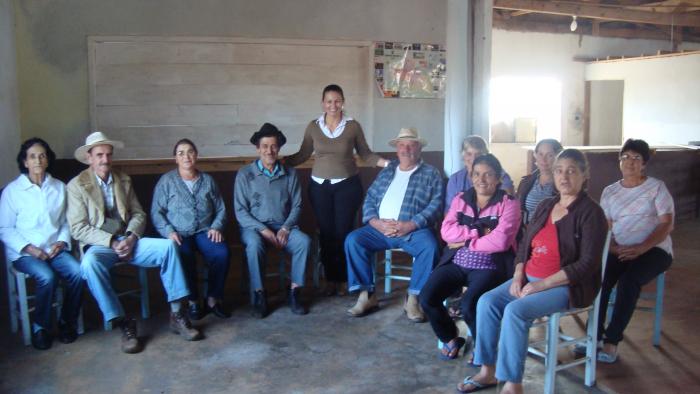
[439,337,467,360]
[456,375,498,393]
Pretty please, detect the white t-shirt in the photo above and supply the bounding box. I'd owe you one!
[600,177,674,255]
[378,165,419,220]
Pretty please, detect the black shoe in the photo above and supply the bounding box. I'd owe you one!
[289,287,308,315]
[188,303,204,321]
[31,328,53,350]
[58,321,78,344]
[119,317,143,354]
[205,303,231,319]
[251,290,268,319]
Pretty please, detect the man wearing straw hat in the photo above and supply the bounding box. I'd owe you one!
[345,127,443,322]
[67,131,202,354]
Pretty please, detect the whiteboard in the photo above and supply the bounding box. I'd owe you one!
[88,36,372,159]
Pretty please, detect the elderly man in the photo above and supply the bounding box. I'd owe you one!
[345,127,443,322]
[67,131,201,354]
[234,123,310,318]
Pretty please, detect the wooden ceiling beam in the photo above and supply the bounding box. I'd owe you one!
[493,0,700,27]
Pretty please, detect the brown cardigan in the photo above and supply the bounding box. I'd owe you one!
[517,192,608,308]
[284,119,381,180]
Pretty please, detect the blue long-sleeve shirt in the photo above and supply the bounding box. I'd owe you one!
[151,170,227,238]
[362,160,444,229]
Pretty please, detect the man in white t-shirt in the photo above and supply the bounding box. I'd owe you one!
[344,128,444,321]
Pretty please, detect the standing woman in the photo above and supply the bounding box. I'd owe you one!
[151,139,230,320]
[593,139,674,363]
[516,139,563,224]
[445,135,515,209]
[285,84,389,295]
[0,138,84,350]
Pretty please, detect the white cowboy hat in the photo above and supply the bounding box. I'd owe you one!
[388,127,427,147]
[74,131,124,164]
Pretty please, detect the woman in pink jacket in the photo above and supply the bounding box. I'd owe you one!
[420,154,521,361]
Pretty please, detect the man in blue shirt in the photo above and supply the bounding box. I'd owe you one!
[234,123,310,318]
[345,127,444,322]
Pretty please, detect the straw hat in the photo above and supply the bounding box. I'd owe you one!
[388,127,427,147]
[74,131,124,164]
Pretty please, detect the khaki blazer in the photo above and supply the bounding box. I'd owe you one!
[66,168,146,250]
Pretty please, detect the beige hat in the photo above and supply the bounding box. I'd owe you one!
[74,131,124,164]
[389,127,427,147]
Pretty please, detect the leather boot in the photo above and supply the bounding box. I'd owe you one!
[347,291,378,317]
[404,294,426,323]
[119,317,143,354]
[289,287,308,315]
[170,311,203,341]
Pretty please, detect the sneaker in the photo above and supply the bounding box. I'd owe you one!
[289,287,308,315]
[170,311,203,341]
[119,318,143,354]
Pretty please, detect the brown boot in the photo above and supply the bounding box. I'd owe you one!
[119,317,143,354]
[404,294,426,323]
[347,291,379,317]
[170,311,203,341]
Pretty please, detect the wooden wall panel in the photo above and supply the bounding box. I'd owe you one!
[89,37,371,159]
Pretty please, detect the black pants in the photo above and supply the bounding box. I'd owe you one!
[420,263,502,343]
[597,247,672,345]
[308,175,363,283]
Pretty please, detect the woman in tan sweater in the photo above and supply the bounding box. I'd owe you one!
[285,84,388,295]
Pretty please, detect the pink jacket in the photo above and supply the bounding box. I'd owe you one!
[441,189,521,254]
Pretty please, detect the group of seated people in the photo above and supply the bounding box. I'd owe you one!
[0,124,674,393]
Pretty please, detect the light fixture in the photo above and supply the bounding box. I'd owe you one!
[570,15,578,32]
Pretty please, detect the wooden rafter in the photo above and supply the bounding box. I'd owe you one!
[493,0,700,27]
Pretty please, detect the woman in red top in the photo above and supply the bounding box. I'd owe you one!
[456,149,607,394]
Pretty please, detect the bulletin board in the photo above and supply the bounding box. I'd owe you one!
[373,41,446,99]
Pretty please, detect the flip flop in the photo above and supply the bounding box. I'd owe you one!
[456,376,498,393]
[439,337,467,360]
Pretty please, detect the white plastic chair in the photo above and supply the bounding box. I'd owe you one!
[527,231,611,394]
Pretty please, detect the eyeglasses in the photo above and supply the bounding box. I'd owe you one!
[620,154,643,162]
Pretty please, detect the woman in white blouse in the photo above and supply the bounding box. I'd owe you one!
[589,139,674,363]
[0,138,84,350]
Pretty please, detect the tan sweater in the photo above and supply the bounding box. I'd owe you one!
[285,119,382,179]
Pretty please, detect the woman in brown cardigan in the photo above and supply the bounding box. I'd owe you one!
[285,84,388,295]
[456,149,607,394]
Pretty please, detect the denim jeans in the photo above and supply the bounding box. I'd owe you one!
[178,231,230,301]
[474,277,569,383]
[345,225,439,295]
[80,237,190,322]
[240,226,310,291]
[13,251,84,329]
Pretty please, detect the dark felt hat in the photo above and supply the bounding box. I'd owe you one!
[250,123,287,147]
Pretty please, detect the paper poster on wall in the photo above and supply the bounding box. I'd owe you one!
[373,41,446,99]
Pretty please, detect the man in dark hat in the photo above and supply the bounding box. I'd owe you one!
[234,123,310,317]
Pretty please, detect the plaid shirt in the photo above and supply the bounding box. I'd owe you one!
[362,159,444,229]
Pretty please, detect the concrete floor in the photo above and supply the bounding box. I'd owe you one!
[1,220,699,393]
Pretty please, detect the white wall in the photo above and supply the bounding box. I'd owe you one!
[589,80,624,145]
[585,53,700,145]
[1,0,20,185]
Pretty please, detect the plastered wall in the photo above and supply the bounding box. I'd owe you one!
[1,0,20,185]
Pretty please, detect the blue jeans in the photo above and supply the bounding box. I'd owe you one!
[474,277,569,383]
[13,251,84,329]
[240,226,310,291]
[345,225,439,295]
[178,232,230,301]
[80,237,190,322]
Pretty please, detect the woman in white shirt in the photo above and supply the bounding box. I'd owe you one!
[592,139,674,363]
[0,138,84,350]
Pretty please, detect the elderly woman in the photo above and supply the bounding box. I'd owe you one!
[285,84,389,295]
[0,138,84,350]
[515,139,563,224]
[151,139,230,320]
[457,149,607,394]
[592,139,674,363]
[445,135,515,209]
[420,154,520,360]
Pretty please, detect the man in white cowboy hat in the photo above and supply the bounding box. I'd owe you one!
[345,127,444,321]
[66,131,202,353]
